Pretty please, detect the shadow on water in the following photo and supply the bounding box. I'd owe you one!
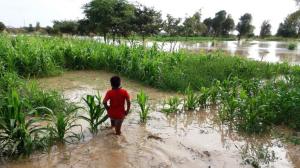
[2,71,299,168]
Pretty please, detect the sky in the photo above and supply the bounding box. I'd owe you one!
[0,0,298,35]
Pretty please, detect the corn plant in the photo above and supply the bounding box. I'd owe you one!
[209,80,221,104]
[198,87,210,107]
[184,86,198,111]
[137,91,150,123]
[0,89,46,156]
[80,94,108,135]
[43,105,82,144]
[162,96,181,114]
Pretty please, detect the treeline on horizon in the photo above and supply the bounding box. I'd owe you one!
[0,0,300,41]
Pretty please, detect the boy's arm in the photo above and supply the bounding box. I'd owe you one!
[103,92,110,111]
[124,90,131,115]
[125,97,131,115]
[103,101,110,111]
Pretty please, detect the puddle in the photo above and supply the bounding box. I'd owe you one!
[1,70,299,168]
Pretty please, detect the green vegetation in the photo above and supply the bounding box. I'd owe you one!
[202,77,300,133]
[236,13,255,40]
[43,105,82,143]
[184,86,198,111]
[0,22,5,32]
[1,34,293,90]
[0,89,46,156]
[80,94,108,134]
[288,43,297,50]
[162,96,181,114]
[260,20,272,38]
[0,33,300,156]
[277,10,300,38]
[137,91,150,123]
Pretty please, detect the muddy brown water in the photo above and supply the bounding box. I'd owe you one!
[2,70,300,168]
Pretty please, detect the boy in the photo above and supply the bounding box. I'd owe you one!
[103,76,131,135]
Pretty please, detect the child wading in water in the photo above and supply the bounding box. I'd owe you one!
[103,76,131,135]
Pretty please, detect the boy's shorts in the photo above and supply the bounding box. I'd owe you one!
[110,118,123,127]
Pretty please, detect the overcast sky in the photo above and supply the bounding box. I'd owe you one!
[0,0,298,35]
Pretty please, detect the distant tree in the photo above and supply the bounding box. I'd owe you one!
[163,14,181,36]
[236,13,255,40]
[212,10,227,36]
[35,22,41,31]
[277,10,300,37]
[203,18,213,36]
[45,26,55,35]
[182,10,206,36]
[84,0,117,42]
[27,24,34,32]
[53,20,78,35]
[110,0,135,41]
[204,11,235,37]
[78,19,93,35]
[221,15,235,36]
[84,0,136,42]
[260,20,272,38]
[277,22,297,37]
[0,22,5,32]
[133,4,162,42]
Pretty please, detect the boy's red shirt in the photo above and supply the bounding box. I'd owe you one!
[103,88,130,119]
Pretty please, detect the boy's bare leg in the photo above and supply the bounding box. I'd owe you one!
[115,120,123,135]
[111,119,115,129]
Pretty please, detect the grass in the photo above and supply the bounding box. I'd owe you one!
[137,91,150,123]
[80,94,108,134]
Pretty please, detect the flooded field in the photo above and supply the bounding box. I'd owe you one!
[144,40,300,65]
[2,71,300,168]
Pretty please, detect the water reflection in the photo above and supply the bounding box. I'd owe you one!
[84,36,300,65]
[144,40,300,65]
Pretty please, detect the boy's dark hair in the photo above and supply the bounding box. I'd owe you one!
[110,76,121,89]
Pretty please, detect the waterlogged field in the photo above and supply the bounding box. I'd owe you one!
[0,34,300,167]
[144,40,300,65]
[2,71,299,168]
